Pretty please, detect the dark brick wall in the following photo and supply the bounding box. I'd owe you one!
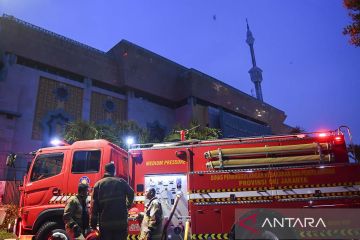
[0,16,120,85]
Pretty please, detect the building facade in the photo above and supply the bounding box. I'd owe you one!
[0,14,292,183]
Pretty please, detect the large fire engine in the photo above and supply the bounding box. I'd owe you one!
[13,126,360,239]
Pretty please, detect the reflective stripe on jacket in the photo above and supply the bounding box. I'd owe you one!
[139,197,163,240]
[63,195,89,236]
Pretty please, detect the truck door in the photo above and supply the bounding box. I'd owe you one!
[23,151,66,226]
[65,149,103,194]
[25,152,66,205]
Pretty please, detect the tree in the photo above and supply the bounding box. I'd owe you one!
[186,120,221,140]
[147,120,166,143]
[343,0,360,47]
[95,124,121,145]
[63,120,149,148]
[164,124,184,142]
[290,126,306,134]
[165,120,221,141]
[116,120,149,148]
[63,120,99,143]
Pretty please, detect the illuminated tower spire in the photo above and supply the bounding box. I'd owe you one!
[246,19,263,102]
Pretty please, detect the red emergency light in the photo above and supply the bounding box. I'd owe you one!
[335,136,344,143]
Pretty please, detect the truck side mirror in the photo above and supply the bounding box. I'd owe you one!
[6,153,16,168]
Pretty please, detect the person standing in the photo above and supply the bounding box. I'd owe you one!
[138,187,163,240]
[63,183,90,240]
[90,162,134,240]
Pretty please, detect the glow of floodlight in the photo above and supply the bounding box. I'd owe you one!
[50,138,62,146]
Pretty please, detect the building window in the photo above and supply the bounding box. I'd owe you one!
[72,150,101,173]
[103,100,115,112]
[30,153,64,182]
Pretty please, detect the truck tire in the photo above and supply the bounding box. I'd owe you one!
[35,221,70,240]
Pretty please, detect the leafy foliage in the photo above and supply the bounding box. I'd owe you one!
[147,121,166,143]
[343,0,360,47]
[0,230,16,239]
[63,120,149,148]
[116,120,149,148]
[290,126,306,134]
[165,120,221,141]
[63,120,98,143]
[0,204,18,230]
[95,124,120,145]
[186,120,221,140]
[164,124,185,142]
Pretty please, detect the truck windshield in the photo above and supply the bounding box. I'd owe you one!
[30,153,64,182]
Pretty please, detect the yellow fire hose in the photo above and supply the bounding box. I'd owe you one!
[204,143,329,159]
[184,220,190,240]
[206,154,331,169]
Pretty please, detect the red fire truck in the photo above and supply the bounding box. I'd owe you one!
[13,126,360,239]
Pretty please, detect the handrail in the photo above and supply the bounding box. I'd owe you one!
[130,128,343,150]
[338,125,357,162]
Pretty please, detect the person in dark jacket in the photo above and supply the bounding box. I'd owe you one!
[90,162,134,240]
[64,183,89,240]
[138,187,163,240]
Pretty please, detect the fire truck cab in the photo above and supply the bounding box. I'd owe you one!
[16,139,128,239]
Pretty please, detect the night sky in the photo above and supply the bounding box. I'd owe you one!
[1,0,359,143]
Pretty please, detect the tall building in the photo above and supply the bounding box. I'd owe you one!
[246,19,264,102]
[0,14,292,183]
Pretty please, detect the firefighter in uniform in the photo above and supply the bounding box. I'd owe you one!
[138,187,163,240]
[63,183,90,240]
[90,162,134,240]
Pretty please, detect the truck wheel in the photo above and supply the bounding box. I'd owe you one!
[35,221,70,240]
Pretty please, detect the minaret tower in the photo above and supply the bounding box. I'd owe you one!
[246,19,264,102]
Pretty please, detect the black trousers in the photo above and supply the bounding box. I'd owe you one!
[100,227,128,240]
